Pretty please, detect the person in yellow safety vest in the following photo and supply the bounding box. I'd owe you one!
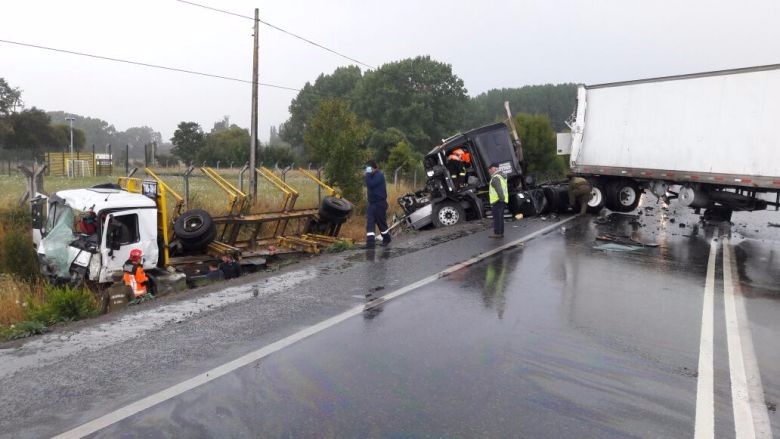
[488,163,508,238]
[446,148,467,187]
[568,176,593,214]
[123,248,149,297]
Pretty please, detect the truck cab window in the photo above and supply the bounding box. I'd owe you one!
[108,214,139,245]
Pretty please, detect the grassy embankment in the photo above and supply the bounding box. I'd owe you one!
[0,169,414,339]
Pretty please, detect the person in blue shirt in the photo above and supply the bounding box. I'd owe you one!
[364,160,391,248]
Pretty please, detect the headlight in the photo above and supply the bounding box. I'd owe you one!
[426,170,434,177]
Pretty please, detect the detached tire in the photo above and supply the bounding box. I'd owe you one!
[174,209,214,240]
[319,197,353,221]
[606,180,641,212]
[432,201,465,227]
[180,224,217,251]
[542,187,561,213]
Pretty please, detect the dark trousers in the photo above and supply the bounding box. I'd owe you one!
[491,201,505,235]
[366,201,389,237]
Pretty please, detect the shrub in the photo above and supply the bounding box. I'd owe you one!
[324,240,354,253]
[27,285,98,324]
[1,320,49,340]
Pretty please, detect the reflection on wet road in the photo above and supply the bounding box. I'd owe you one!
[85,210,780,437]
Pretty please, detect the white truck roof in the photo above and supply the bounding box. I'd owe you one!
[53,188,156,213]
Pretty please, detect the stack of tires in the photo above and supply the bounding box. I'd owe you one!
[318,196,353,224]
[174,209,217,251]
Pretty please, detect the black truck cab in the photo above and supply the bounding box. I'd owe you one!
[399,123,530,229]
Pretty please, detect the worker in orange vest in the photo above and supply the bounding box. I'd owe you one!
[123,248,149,297]
[447,148,467,187]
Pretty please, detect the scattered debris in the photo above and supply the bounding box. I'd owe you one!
[679,223,686,228]
[669,218,676,223]
[596,233,659,248]
[768,401,777,412]
[594,243,643,252]
[768,222,780,228]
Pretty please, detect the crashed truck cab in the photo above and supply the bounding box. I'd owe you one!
[35,187,159,286]
[398,122,541,229]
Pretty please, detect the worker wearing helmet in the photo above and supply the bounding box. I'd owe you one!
[446,148,467,187]
[123,248,149,297]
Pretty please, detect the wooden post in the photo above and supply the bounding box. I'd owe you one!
[248,8,260,205]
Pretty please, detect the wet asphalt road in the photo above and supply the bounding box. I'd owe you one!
[3,202,780,438]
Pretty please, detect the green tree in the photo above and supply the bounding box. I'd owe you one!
[196,125,250,165]
[280,65,362,147]
[351,56,468,153]
[259,144,298,168]
[304,99,370,202]
[386,140,422,175]
[514,113,567,180]
[0,78,23,116]
[2,108,55,155]
[365,127,408,163]
[49,124,86,150]
[467,84,578,132]
[171,122,205,163]
[47,111,118,150]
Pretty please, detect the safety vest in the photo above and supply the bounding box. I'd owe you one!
[489,173,508,204]
[123,263,148,297]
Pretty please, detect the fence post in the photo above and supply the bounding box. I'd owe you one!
[92,144,96,176]
[125,144,129,176]
[394,166,403,191]
[183,165,195,211]
[108,144,112,176]
[414,168,418,188]
[239,162,249,192]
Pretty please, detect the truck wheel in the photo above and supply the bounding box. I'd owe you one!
[542,187,561,213]
[432,201,465,227]
[181,224,217,251]
[174,209,214,240]
[319,197,353,221]
[607,180,641,212]
[587,181,606,214]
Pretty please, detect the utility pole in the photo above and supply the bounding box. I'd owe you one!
[248,8,260,205]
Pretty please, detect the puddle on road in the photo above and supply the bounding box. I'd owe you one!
[0,269,316,379]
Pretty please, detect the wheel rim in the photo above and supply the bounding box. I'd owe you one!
[184,217,204,232]
[438,206,460,226]
[588,187,603,207]
[618,186,637,206]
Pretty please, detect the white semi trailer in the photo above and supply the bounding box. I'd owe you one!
[557,64,780,219]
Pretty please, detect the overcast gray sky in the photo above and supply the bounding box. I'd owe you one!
[2,0,778,143]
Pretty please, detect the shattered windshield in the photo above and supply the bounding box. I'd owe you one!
[41,203,75,277]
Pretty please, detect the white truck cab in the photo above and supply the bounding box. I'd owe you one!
[36,187,159,285]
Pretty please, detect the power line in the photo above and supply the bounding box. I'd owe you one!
[175,0,376,70]
[0,38,301,91]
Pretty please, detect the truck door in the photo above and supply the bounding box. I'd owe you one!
[100,211,142,282]
[31,195,48,246]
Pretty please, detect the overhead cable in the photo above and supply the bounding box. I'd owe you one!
[175,0,376,70]
[0,38,301,91]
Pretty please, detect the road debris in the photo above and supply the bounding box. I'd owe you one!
[596,233,659,248]
[768,222,780,228]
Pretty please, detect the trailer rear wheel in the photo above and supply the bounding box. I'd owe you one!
[587,181,606,214]
[607,180,641,212]
[432,201,465,227]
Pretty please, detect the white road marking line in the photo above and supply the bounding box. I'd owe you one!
[723,240,773,439]
[694,239,718,439]
[53,215,581,438]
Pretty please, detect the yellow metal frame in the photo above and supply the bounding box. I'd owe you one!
[258,167,300,237]
[298,168,340,198]
[118,175,175,267]
[200,167,248,216]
